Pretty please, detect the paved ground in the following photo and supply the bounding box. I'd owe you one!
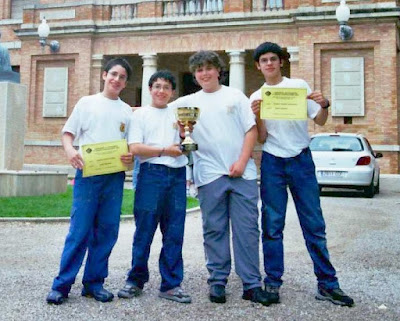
[0,176,399,321]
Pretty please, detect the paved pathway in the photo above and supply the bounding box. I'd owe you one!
[0,176,399,321]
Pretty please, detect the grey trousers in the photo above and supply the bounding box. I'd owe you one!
[197,175,262,291]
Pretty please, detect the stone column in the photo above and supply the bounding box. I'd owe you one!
[0,0,12,19]
[227,50,246,92]
[140,53,157,106]
[90,54,104,95]
[287,46,299,78]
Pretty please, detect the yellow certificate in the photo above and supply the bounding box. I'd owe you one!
[260,87,307,120]
[82,139,128,177]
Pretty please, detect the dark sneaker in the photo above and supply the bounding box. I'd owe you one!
[46,290,68,305]
[159,287,192,303]
[209,284,226,304]
[81,287,114,302]
[117,281,143,299]
[242,287,273,306]
[265,285,280,304]
[316,287,354,307]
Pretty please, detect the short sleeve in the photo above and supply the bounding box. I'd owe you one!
[61,97,84,138]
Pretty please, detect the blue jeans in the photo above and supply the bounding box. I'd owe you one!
[52,170,125,295]
[260,148,339,290]
[127,163,186,292]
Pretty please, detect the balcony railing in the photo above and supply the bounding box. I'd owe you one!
[111,4,138,20]
[110,0,283,21]
[252,0,284,11]
[163,0,224,17]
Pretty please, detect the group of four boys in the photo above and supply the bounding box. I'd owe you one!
[46,41,354,308]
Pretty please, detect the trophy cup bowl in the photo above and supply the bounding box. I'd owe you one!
[176,107,200,152]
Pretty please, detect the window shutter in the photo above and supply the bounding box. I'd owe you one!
[331,57,364,117]
[43,67,68,118]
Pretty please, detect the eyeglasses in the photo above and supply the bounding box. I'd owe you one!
[152,84,173,91]
[108,71,127,81]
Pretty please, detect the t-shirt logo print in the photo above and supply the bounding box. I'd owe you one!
[120,122,125,132]
[226,105,235,114]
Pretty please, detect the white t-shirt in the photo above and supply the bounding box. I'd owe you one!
[249,77,321,158]
[170,85,257,187]
[128,105,187,168]
[62,93,133,152]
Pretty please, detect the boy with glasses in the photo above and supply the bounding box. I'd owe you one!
[118,70,191,303]
[46,58,134,305]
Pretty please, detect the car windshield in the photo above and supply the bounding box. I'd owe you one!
[310,136,363,152]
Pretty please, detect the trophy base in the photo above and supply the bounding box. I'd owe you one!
[181,143,198,152]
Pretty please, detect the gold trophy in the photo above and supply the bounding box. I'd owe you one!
[176,107,200,152]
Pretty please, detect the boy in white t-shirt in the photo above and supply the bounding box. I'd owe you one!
[46,58,134,305]
[117,70,191,303]
[250,41,354,307]
[169,51,273,306]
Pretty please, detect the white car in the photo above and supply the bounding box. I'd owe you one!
[309,133,382,198]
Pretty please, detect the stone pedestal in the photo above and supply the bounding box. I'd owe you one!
[0,171,68,197]
[0,82,68,197]
[0,82,27,170]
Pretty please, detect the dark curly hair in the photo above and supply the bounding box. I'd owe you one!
[189,50,226,84]
[253,42,289,62]
[148,70,176,90]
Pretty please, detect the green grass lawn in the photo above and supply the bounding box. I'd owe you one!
[0,186,199,218]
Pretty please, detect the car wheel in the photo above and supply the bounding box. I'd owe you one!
[364,176,375,198]
[375,176,380,194]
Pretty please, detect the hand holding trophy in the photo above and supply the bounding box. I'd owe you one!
[176,107,200,152]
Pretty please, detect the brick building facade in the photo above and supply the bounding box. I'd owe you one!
[0,0,399,173]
